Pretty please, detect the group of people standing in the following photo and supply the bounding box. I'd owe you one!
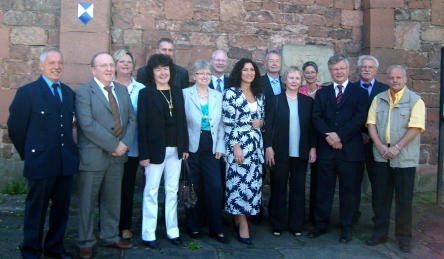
[8,37,425,259]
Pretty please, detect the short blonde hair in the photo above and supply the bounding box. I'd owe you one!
[282,66,301,81]
[112,48,136,66]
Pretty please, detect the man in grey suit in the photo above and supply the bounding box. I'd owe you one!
[75,52,136,259]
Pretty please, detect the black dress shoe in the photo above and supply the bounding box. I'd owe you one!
[209,233,229,244]
[365,236,387,246]
[237,236,252,245]
[142,240,159,249]
[307,229,328,238]
[339,229,352,243]
[168,237,183,246]
[188,231,201,239]
[399,242,410,253]
[43,251,72,259]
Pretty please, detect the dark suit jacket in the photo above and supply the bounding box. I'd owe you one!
[136,64,190,89]
[312,82,368,161]
[138,86,189,164]
[7,76,79,179]
[208,75,229,91]
[264,93,316,161]
[261,74,284,100]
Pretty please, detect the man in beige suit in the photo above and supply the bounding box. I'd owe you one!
[75,52,136,259]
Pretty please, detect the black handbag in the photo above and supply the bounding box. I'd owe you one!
[178,159,197,208]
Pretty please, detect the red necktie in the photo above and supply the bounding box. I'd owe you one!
[336,85,343,104]
[104,86,122,139]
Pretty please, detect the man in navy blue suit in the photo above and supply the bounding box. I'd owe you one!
[309,54,368,243]
[208,49,229,92]
[351,55,389,224]
[8,47,79,259]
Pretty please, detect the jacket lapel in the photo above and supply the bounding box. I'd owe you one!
[190,85,202,110]
[38,77,60,112]
[208,89,218,116]
[327,84,337,107]
[337,81,352,109]
[90,79,112,113]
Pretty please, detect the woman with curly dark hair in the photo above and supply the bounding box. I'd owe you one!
[222,58,264,245]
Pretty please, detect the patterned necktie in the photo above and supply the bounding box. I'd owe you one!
[336,85,343,104]
[104,86,122,139]
[216,78,222,93]
[52,83,62,107]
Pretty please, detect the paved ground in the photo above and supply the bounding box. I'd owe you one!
[0,183,443,259]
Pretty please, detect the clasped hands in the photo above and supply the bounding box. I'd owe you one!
[326,132,342,149]
[376,143,400,160]
[111,141,127,156]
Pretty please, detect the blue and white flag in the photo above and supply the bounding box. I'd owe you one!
[78,3,93,24]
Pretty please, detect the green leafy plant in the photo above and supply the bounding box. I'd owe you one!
[185,241,203,250]
[0,180,27,195]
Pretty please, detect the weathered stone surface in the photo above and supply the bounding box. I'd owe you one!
[420,93,439,108]
[395,21,421,50]
[362,0,404,9]
[228,47,252,59]
[124,29,142,45]
[10,27,47,45]
[202,21,216,33]
[4,61,33,75]
[409,1,431,9]
[0,90,16,125]
[316,0,334,7]
[193,8,219,21]
[325,8,341,28]
[334,0,354,10]
[23,0,61,10]
[280,3,305,14]
[3,10,35,26]
[411,9,430,22]
[328,29,352,39]
[112,9,135,29]
[363,8,394,48]
[60,31,109,64]
[190,32,214,46]
[395,9,410,20]
[412,80,440,94]
[111,28,122,44]
[406,51,427,68]
[246,11,274,23]
[133,14,155,30]
[220,0,244,22]
[408,68,434,81]
[422,27,444,42]
[138,1,163,16]
[342,10,363,27]
[302,14,326,26]
[60,64,92,89]
[165,0,193,20]
[60,0,111,33]
[244,1,262,11]
[0,28,9,58]
[352,26,362,40]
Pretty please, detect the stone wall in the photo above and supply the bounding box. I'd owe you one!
[0,0,442,191]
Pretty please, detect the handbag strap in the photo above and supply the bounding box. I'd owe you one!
[182,158,191,179]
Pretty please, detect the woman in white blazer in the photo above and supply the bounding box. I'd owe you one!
[182,60,227,243]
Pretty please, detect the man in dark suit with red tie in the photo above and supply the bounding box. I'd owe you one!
[351,55,389,224]
[309,54,368,243]
[8,47,79,259]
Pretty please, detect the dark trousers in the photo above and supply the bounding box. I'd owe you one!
[21,175,73,259]
[119,156,139,231]
[354,142,375,220]
[185,131,224,235]
[308,162,318,224]
[269,157,307,233]
[372,162,415,243]
[314,159,358,231]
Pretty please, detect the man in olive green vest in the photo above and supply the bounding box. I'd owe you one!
[365,65,425,253]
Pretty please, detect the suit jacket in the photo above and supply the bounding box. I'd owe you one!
[136,64,190,89]
[264,93,316,161]
[7,76,79,179]
[208,75,229,92]
[75,79,136,171]
[261,74,284,99]
[138,86,189,164]
[183,85,224,154]
[312,81,368,161]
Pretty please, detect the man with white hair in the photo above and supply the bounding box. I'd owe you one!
[209,49,229,92]
[365,65,425,253]
[352,55,388,224]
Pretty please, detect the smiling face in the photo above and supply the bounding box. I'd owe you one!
[39,51,63,83]
[359,59,377,83]
[211,51,228,75]
[388,68,407,93]
[92,53,115,86]
[241,62,255,85]
[303,65,318,85]
[194,68,211,87]
[329,60,349,85]
[285,70,302,92]
[265,53,281,75]
[115,54,134,76]
[153,65,170,86]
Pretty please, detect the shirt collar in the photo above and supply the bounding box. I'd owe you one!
[360,78,375,87]
[94,77,114,90]
[388,86,406,105]
[41,74,60,87]
[333,79,349,90]
[267,73,280,83]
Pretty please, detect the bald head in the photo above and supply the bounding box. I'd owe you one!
[210,50,228,77]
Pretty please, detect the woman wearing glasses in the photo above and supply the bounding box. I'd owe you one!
[182,60,227,243]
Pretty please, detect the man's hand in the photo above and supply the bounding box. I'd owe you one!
[326,132,341,147]
[182,152,189,160]
[265,147,275,167]
[111,141,128,156]
[308,147,316,163]
[215,152,223,159]
[139,159,150,167]
[361,133,370,144]
[385,146,400,159]
[332,142,343,149]
[375,143,389,159]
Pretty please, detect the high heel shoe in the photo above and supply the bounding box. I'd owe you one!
[236,224,252,245]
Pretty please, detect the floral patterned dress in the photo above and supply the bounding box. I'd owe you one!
[222,87,264,215]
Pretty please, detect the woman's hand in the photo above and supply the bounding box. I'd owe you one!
[140,159,150,167]
[233,144,244,164]
[182,152,189,160]
[308,147,316,164]
[251,119,263,129]
[265,147,275,167]
[215,152,223,160]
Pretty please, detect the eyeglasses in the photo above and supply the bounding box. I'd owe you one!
[267,59,280,64]
[118,60,133,65]
[360,66,376,70]
[195,72,211,76]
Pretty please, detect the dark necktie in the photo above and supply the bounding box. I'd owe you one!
[52,83,62,107]
[216,78,222,93]
[362,83,370,88]
[336,85,343,104]
[104,86,122,139]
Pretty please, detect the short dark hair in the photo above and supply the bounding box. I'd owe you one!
[229,58,262,97]
[145,54,175,87]
[157,38,174,49]
[302,61,318,72]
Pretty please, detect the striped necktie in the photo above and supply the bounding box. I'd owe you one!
[104,86,122,139]
[336,85,343,104]
[216,78,222,92]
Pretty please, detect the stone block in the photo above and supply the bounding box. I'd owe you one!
[0,89,16,125]
[246,11,274,23]
[0,28,9,59]
[138,1,163,16]
[60,32,109,65]
[369,48,407,72]
[409,1,431,8]
[408,68,434,81]
[202,21,216,32]
[316,0,334,7]
[142,31,171,45]
[111,28,122,44]
[8,46,28,60]
[422,121,438,144]
[220,0,244,22]
[290,0,315,5]
[36,12,56,26]
[412,80,439,94]
[60,64,92,89]
[165,0,193,20]
[263,1,280,12]
[307,26,328,37]
[194,0,214,8]
[431,0,444,26]
[228,47,252,60]
[190,32,214,46]
[325,8,341,28]
[123,29,142,45]
[47,29,59,46]
[420,93,439,108]
[60,0,111,33]
[411,9,430,22]
[363,8,394,48]
[29,46,46,60]
[341,10,363,27]
[7,75,36,89]
[23,0,61,10]
[334,0,354,10]
[395,9,410,20]
[422,27,444,42]
[280,3,305,13]
[352,26,362,40]
[406,51,427,68]
[328,29,352,39]
[234,35,267,48]
[4,61,33,75]
[11,27,47,45]
[112,8,136,29]
[362,0,404,9]
[244,1,262,11]
[194,8,219,21]
[395,21,421,50]
[302,14,326,26]
[3,10,35,26]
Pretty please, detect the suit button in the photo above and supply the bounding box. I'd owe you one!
[60,115,63,118]
[61,143,64,147]
[61,124,63,127]
[61,133,64,137]
[41,111,45,114]
[31,149,35,153]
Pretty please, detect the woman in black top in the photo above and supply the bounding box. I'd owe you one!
[138,54,189,249]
